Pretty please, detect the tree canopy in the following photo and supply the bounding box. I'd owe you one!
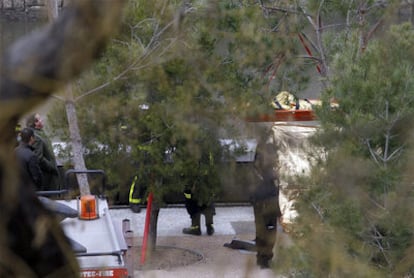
[48,0,304,204]
[284,21,414,278]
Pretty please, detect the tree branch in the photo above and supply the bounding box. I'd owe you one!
[75,15,180,102]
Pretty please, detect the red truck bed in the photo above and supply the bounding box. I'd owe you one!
[246,109,316,122]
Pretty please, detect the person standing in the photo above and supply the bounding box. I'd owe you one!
[26,113,60,191]
[128,174,147,213]
[182,186,215,236]
[15,128,43,190]
[182,150,218,236]
[251,142,282,269]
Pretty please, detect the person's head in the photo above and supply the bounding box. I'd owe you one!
[26,113,44,129]
[20,128,35,145]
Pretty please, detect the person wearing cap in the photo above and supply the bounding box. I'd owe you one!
[15,128,43,190]
[26,113,60,191]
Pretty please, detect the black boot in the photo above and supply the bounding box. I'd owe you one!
[206,224,214,236]
[182,225,201,236]
[259,261,270,269]
[257,255,271,269]
[130,204,141,213]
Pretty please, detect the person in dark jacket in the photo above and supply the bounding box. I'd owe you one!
[15,128,43,190]
[251,141,282,269]
[26,113,60,191]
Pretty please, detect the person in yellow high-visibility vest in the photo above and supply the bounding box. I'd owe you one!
[128,175,146,213]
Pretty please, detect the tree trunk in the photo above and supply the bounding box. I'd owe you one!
[147,202,160,259]
[65,83,90,195]
[47,0,90,195]
[141,203,160,262]
[148,203,160,251]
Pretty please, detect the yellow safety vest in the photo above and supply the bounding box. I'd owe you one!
[129,176,142,204]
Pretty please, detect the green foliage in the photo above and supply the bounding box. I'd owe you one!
[51,0,292,205]
[291,22,414,276]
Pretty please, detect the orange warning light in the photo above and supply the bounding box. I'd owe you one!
[79,195,98,220]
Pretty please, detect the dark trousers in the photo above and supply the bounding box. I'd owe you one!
[253,196,279,266]
[185,198,215,227]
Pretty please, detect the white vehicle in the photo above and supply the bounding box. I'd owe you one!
[39,170,129,278]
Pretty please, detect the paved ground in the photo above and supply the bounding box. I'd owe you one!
[110,205,288,278]
[110,205,256,237]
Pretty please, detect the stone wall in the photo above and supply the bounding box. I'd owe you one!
[0,0,64,10]
[0,0,64,21]
[1,0,24,9]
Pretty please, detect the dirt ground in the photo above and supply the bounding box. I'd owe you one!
[130,234,255,270]
[126,233,287,278]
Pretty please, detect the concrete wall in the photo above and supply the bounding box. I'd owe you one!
[0,0,64,21]
[0,0,63,10]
